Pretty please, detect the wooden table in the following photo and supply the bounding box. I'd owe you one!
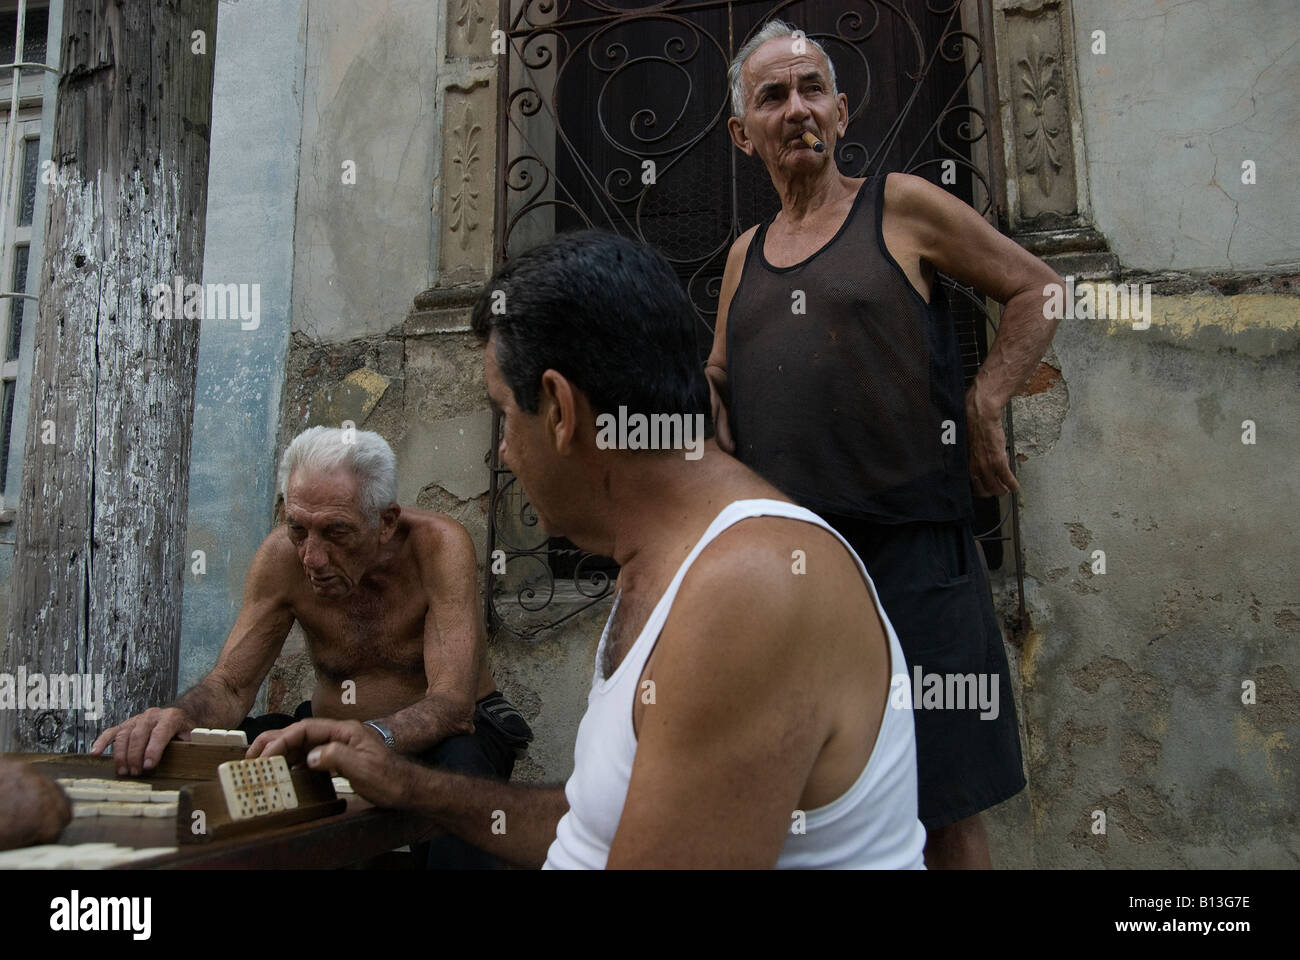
[4,752,439,869]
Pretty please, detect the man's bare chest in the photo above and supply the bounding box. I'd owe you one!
[602,593,655,681]
[294,589,427,680]
[763,225,839,268]
[762,201,859,268]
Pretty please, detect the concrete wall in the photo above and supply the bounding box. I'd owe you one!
[980,0,1300,867]
[290,0,438,342]
[1070,0,1299,271]
[999,297,1298,868]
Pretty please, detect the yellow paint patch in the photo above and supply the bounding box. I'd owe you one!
[1233,714,1292,786]
[310,367,391,426]
[1099,293,1299,337]
[1019,628,1044,687]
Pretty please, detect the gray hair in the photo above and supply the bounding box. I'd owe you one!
[728,19,839,118]
[277,425,398,523]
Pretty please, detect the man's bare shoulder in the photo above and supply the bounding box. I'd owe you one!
[883,170,941,209]
[256,526,305,572]
[399,507,473,546]
[883,170,972,237]
[243,526,306,601]
[649,513,866,734]
[398,508,476,573]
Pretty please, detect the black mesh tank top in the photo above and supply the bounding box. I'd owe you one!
[726,175,973,524]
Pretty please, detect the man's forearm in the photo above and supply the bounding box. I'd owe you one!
[375,690,475,755]
[170,676,248,730]
[402,764,568,868]
[970,285,1062,415]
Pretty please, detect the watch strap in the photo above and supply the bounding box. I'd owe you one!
[363,720,395,749]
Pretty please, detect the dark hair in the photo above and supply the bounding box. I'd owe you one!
[471,230,712,427]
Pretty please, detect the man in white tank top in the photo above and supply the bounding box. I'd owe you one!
[248,231,927,869]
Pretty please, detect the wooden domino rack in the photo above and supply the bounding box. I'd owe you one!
[4,736,342,856]
[3,737,434,869]
[177,754,344,844]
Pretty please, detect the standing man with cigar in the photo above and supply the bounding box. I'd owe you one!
[708,20,1064,868]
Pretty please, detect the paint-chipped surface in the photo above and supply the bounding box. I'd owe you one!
[987,292,1300,867]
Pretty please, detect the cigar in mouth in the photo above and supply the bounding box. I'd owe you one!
[801,131,825,153]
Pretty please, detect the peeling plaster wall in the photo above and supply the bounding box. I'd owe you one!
[979,0,1300,866]
[990,298,1299,868]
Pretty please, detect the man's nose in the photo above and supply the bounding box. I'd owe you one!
[302,536,327,569]
[785,90,811,121]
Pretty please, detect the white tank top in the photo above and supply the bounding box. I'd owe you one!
[542,499,927,869]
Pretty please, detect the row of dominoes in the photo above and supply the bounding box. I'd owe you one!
[190,727,249,747]
[71,801,179,819]
[217,756,298,821]
[57,780,178,804]
[0,842,178,870]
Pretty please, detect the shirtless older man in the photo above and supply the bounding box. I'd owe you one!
[91,427,530,822]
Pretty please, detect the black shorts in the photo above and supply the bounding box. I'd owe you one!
[823,515,1027,831]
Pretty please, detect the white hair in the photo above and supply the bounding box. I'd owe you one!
[277,426,398,524]
[728,19,839,118]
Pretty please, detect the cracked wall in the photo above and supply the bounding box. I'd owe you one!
[986,292,1299,867]
[1071,0,1299,271]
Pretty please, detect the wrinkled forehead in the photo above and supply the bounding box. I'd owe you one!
[743,38,832,93]
[285,466,364,518]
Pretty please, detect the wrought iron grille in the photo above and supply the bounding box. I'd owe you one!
[487,0,1025,639]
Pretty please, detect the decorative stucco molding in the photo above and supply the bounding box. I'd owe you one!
[992,0,1115,276]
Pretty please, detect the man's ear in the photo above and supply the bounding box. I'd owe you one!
[539,368,579,455]
[836,92,849,138]
[728,115,755,157]
[377,504,401,543]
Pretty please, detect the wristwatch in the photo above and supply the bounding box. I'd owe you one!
[363,720,395,749]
